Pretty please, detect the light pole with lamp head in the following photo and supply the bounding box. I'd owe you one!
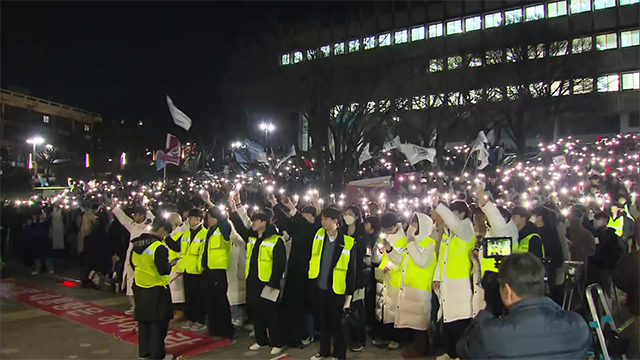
[259,122,275,147]
[26,137,44,177]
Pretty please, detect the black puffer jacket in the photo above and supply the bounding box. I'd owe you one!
[457,297,591,359]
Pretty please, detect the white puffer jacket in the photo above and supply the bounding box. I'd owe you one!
[374,224,405,324]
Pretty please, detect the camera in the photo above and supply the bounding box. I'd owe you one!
[483,237,513,259]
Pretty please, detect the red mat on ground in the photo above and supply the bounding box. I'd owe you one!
[0,279,230,358]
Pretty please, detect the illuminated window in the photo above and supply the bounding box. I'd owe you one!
[411,26,425,41]
[597,74,620,92]
[529,82,547,98]
[430,94,444,107]
[506,47,520,62]
[468,89,483,104]
[525,4,545,21]
[548,1,568,17]
[573,78,594,94]
[507,85,520,100]
[550,40,569,56]
[412,95,427,110]
[465,16,482,32]
[551,80,571,96]
[306,49,316,60]
[429,58,444,73]
[395,29,408,44]
[379,99,391,112]
[572,36,592,53]
[379,33,391,47]
[594,0,615,10]
[43,115,50,124]
[364,36,376,50]
[622,72,640,90]
[448,56,463,70]
[528,44,546,59]
[448,92,464,106]
[486,49,503,65]
[395,98,409,111]
[570,0,591,13]
[505,8,523,25]
[365,101,377,114]
[621,29,640,47]
[446,19,463,35]
[281,53,290,65]
[349,39,360,53]
[428,23,443,38]
[467,54,483,67]
[334,42,345,55]
[486,87,503,101]
[620,0,640,5]
[484,12,503,28]
[84,124,91,132]
[293,51,303,63]
[596,33,618,50]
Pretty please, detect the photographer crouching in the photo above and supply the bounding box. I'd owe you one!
[456,252,591,359]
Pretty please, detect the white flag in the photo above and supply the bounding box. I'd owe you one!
[383,136,401,151]
[398,144,436,165]
[470,131,490,170]
[166,95,192,131]
[359,143,373,165]
[275,145,296,169]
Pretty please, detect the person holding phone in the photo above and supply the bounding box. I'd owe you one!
[131,217,177,360]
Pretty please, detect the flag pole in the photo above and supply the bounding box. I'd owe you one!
[163,165,167,184]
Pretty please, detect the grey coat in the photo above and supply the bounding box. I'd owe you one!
[457,297,591,359]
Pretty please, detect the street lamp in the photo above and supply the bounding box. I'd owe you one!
[259,122,275,146]
[26,137,44,176]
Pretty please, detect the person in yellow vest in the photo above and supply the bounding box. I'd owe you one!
[382,212,437,358]
[609,201,634,252]
[201,207,234,340]
[177,209,208,332]
[228,196,287,356]
[131,217,177,360]
[166,213,187,322]
[309,206,356,360]
[432,201,475,359]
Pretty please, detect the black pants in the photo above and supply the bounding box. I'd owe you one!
[184,273,205,324]
[281,300,304,347]
[349,299,366,347]
[138,320,169,359]
[250,296,283,348]
[442,318,471,358]
[204,269,233,339]
[316,289,347,360]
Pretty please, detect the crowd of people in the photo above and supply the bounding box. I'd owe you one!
[1,134,639,360]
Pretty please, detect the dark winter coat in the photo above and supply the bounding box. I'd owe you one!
[342,222,367,290]
[130,233,172,322]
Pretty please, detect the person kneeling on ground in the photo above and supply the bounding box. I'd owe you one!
[456,252,591,359]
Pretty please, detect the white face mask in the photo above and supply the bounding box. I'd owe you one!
[595,219,607,228]
[529,216,537,224]
[344,215,356,226]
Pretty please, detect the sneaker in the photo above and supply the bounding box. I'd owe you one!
[124,307,135,316]
[351,345,365,352]
[388,341,400,350]
[310,353,330,360]
[162,354,174,360]
[181,321,195,329]
[249,343,267,351]
[31,270,38,276]
[270,347,283,355]
[232,318,243,327]
[301,337,314,346]
[190,323,207,332]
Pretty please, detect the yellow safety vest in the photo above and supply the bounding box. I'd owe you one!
[246,234,282,282]
[378,236,406,289]
[401,236,437,291]
[206,227,231,270]
[178,227,208,274]
[438,233,475,280]
[165,232,181,273]
[308,228,355,295]
[517,233,546,257]
[608,216,624,237]
[132,241,170,288]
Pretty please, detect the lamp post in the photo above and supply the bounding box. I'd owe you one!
[259,122,275,147]
[26,137,44,177]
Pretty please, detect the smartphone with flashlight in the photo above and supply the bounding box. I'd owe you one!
[483,237,512,259]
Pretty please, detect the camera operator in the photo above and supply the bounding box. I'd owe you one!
[456,252,591,359]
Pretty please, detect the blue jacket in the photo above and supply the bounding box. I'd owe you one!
[457,297,591,359]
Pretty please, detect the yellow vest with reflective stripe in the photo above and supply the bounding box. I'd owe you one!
[608,216,623,237]
[246,234,282,282]
[132,241,170,288]
[438,233,475,280]
[166,232,181,273]
[178,227,207,274]
[403,236,437,291]
[206,227,231,270]
[308,228,355,295]
[516,233,545,257]
[378,237,406,289]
